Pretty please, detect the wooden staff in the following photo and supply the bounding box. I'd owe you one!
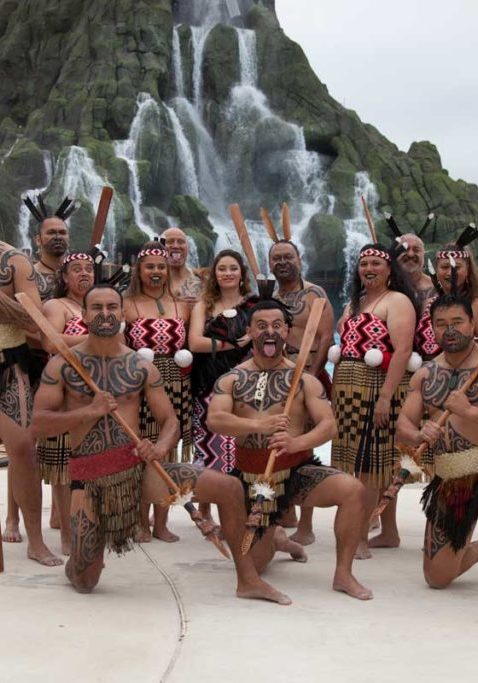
[260,208,279,243]
[241,297,326,554]
[361,196,378,243]
[229,204,260,277]
[281,203,292,241]
[15,293,230,559]
[89,186,113,248]
[371,359,478,520]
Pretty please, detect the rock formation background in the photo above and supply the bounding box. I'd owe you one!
[0,0,476,301]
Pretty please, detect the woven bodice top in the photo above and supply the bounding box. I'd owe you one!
[340,312,394,359]
[126,317,186,355]
[415,301,440,359]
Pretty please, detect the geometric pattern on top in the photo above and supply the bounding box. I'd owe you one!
[415,306,440,358]
[340,312,394,359]
[64,315,89,336]
[126,317,186,355]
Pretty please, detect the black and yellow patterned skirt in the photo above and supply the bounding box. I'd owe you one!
[331,359,409,488]
[37,432,71,485]
[139,354,193,463]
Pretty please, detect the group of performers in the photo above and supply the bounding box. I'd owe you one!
[1,191,478,606]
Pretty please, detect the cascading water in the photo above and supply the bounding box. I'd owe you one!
[341,171,380,298]
[56,146,119,253]
[18,151,53,249]
[164,104,200,198]
[171,26,185,98]
[236,28,257,86]
[113,93,159,241]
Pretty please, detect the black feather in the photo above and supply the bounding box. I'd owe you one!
[61,200,81,220]
[256,274,276,300]
[22,195,43,223]
[55,196,73,219]
[384,212,402,238]
[456,223,478,248]
[36,193,48,219]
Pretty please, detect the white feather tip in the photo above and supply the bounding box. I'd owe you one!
[251,482,275,501]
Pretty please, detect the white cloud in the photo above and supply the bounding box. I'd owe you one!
[276,0,478,184]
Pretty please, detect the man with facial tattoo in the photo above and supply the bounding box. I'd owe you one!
[268,240,335,542]
[33,216,70,302]
[397,293,478,589]
[207,300,373,601]
[33,286,296,604]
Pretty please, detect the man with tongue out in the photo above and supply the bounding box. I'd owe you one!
[161,227,203,303]
[207,300,372,601]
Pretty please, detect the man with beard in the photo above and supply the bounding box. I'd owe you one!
[33,286,293,604]
[207,300,372,601]
[161,227,203,303]
[33,216,70,301]
[397,234,436,309]
[397,293,478,589]
[0,240,62,565]
[269,240,335,541]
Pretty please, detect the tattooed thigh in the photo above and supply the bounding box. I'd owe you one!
[424,521,449,560]
[0,365,32,427]
[163,463,202,490]
[70,507,105,575]
[291,465,342,505]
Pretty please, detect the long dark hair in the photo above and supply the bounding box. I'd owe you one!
[202,249,251,317]
[435,243,478,301]
[350,243,420,319]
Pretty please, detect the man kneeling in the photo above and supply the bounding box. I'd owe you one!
[207,300,372,600]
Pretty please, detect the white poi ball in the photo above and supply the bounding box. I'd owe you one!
[136,347,155,363]
[223,308,237,318]
[407,351,423,373]
[364,348,384,367]
[174,349,193,368]
[327,344,341,364]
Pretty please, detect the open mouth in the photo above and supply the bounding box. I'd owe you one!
[150,276,162,284]
[263,340,277,358]
[169,250,183,263]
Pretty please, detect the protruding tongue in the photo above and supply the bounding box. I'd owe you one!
[263,342,276,358]
[170,252,182,263]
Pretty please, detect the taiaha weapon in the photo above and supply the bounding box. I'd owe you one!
[241,297,327,554]
[229,203,260,277]
[281,203,292,241]
[260,208,279,243]
[361,196,378,243]
[89,186,113,249]
[371,359,478,521]
[15,293,230,560]
[383,212,402,238]
[416,212,435,239]
[427,259,442,294]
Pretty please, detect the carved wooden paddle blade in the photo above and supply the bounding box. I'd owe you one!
[241,528,257,555]
[260,207,279,243]
[281,203,291,241]
[229,203,260,277]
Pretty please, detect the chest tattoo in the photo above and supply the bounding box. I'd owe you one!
[277,286,325,316]
[422,363,478,410]
[232,368,301,411]
[62,351,147,398]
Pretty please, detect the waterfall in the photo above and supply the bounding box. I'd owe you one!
[236,28,257,86]
[191,26,213,111]
[171,96,226,217]
[172,26,185,98]
[18,151,53,249]
[56,146,118,253]
[187,236,200,269]
[113,93,159,241]
[1,137,20,166]
[165,104,200,198]
[342,171,380,297]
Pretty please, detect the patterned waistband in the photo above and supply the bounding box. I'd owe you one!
[69,443,143,481]
[0,324,26,351]
[235,447,312,474]
[435,447,478,480]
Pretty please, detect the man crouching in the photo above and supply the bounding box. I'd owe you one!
[207,300,372,600]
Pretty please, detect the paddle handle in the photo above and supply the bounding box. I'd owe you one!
[90,186,113,248]
[260,208,279,243]
[229,204,260,277]
[281,203,291,241]
[361,196,377,243]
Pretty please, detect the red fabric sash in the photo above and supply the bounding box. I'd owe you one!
[69,443,142,481]
[235,446,312,474]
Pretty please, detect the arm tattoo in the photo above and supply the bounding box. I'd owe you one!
[232,368,299,410]
[69,508,104,574]
[278,285,325,316]
[424,521,449,560]
[0,248,36,285]
[62,351,148,398]
[212,371,235,395]
[41,369,60,385]
[35,270,57,301]
[148,375,164,388]
[0,289,37,331]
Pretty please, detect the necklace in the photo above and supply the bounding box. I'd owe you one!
[142,288,166,315]
[445,344,476,390]
[39,259,57,273]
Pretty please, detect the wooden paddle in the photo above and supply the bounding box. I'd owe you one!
[281,203,292,241]
[15,293,230,559]
[229,204,260,277]
[260,208,279,243]
[241,297,327,554]
[371,357,478,520]
[361,196,378,243]
[89,187,114,248]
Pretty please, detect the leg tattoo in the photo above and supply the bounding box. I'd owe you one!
[425,522,449,560]
[70,508,104,575]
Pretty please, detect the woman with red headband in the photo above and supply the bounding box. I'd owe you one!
[124,241,192,543]
[330,243,418,558]
[37,252,94,555]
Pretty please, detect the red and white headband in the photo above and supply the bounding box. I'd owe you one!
[359,248,391,262]
[138,247,169,259]
[63,253,94,266]
[436,249,469,260]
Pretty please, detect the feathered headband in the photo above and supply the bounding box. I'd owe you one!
[435,223,478,261]
[137,237,168,260]
[62,252,94,266]
[22,193,81,223]
[359,247,392,263]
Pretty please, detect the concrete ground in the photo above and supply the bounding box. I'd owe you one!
[1,467,477,683]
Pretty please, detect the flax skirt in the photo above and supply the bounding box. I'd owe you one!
[331,359,409,488]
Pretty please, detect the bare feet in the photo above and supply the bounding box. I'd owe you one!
[2,520,22,543]
[133,526,152,543]
[289,530,316,546]
[354,541,372,560]
[152,527,180,543]
[27,544,63,567]
[277,506,298,528]
[237,578,292,605]
[274,527,308,562]
[368,533,400,548]
[333,571,373,600]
